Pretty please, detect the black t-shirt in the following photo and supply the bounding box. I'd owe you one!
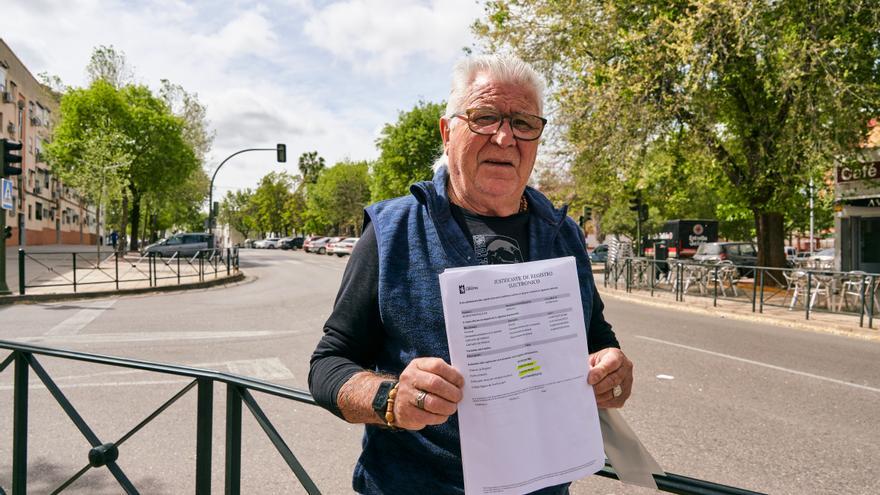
[308,204,619,418]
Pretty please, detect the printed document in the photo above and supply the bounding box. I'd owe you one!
[440,257,604,495]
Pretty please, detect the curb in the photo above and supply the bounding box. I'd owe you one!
[0,272,246,305]
[601,287,880,342]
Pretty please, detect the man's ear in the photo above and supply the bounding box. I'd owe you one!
[439,117,451,154]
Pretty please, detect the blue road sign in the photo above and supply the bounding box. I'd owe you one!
[1,178,13,210]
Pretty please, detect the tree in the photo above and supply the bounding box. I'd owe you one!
[306,161,371,235]
[47,46,203,252]
[298,151,326,186]
[478,0,880,269]
[371,100,445,202]
[219,189,257,238]
[86,45,134,89]
[251,172,296,236]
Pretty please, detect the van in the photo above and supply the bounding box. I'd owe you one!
[143,233,212,257]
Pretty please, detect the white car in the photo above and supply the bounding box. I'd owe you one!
[331,237,359,257]
[254,238,281,249]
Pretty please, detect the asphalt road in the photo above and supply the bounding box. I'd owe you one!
[1,248,878,494]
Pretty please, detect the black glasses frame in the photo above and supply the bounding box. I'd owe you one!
[453,107,548,141]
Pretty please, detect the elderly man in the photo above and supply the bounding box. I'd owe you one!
[309,54,634,495]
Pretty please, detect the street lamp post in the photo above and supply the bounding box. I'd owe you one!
[207,144,286,248]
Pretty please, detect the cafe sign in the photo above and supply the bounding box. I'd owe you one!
[837,162,880,183]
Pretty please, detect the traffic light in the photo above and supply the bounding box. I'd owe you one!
[2,139,23,176]
[276,143,287,163]
[628,196,641,212]
[583,205,593,222]
[638,203,649,222]
[3,226,11,239]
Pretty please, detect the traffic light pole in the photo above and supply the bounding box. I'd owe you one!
[1,139,23,296]
[0,210,9,295]
[206,145,286,248]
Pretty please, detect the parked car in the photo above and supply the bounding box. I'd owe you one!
[331,237,359,257]
[254,237,281,249]
[589,244,608,263]
[323,237,345,255]
[811,248,835,262]
[693,241,758,276]
[309,236,340,255]
[784,246,798,262]
[280,237,304,250]
[303,236,328,253]
[143,232,212,258]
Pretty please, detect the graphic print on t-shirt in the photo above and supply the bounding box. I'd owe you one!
[473,234,523,265]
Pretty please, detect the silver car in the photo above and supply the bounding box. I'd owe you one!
[143,233,211,257]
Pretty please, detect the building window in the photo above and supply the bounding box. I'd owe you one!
[35,202,43,221]
[0,66,6,92]
[28,204,32,220]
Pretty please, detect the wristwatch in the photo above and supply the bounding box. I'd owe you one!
[372,380,398,422]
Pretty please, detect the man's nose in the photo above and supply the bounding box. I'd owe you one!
[491,118,517,147]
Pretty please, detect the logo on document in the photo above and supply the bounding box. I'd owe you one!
[459,284,466,294]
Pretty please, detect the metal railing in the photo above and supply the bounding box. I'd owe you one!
[603,258,878,329]
[15,248,239,295]
[0,341,766,494]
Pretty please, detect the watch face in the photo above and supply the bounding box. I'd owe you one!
[372,380,396,420]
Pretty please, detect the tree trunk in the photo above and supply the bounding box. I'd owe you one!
[150,214,159,242]
[119,196,128,254]
[755,210,786,285]
[129,187,141,252]
[594,212,605,244]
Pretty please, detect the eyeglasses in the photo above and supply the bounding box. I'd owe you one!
[452,107,547,141]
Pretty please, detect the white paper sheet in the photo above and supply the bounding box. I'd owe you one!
[440,257,605,495]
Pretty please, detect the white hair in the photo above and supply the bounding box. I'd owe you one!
[445,54,545,117]
[434,54,546,171]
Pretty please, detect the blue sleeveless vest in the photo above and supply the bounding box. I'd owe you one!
[355,166,596,494]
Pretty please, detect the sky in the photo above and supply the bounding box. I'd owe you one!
[2,0,486,197]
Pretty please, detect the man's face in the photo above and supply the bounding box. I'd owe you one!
[440,74,541,211]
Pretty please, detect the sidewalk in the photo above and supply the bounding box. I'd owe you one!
[2,244,237,299]
[599,280,880,342]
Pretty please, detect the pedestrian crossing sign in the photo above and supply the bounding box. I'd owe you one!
[1,178,13,210]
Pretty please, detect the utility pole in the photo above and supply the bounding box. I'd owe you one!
[207,144,286,248]
[1,139,24,295]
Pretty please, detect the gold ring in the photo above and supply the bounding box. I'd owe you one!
[415,390,428,410]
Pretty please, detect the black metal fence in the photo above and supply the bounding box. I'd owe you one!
[0,341,767,495]
[15,248,240,295]
[603,258,878,329]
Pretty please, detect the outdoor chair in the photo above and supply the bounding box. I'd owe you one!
[708,261,740,297]
[838,271,878,315]
[808,272,835,311]
[783,269,808,310]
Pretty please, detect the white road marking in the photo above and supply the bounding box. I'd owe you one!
[226,357,294,380]
[656,374,675,380]
[0,357,296,391]
[45,299,118,336]
[15,330,293,345]
[636,335,880,394]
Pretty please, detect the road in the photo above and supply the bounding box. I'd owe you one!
[1,248,878,494]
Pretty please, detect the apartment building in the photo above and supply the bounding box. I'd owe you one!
[2,38,97,248]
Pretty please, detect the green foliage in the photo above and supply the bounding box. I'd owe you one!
[477,0,880,266]
[306,161,371,235]
[220,189,258,238]
[298,151,326,185]
[371,100,445,202]
[46,46,206,249]
[251,172,297,235]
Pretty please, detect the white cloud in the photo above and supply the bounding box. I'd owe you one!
[2,0,486,195]
[303,0,483,76]
[192,10,281,61]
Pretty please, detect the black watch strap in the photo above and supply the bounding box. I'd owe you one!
[372,380,398,421]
